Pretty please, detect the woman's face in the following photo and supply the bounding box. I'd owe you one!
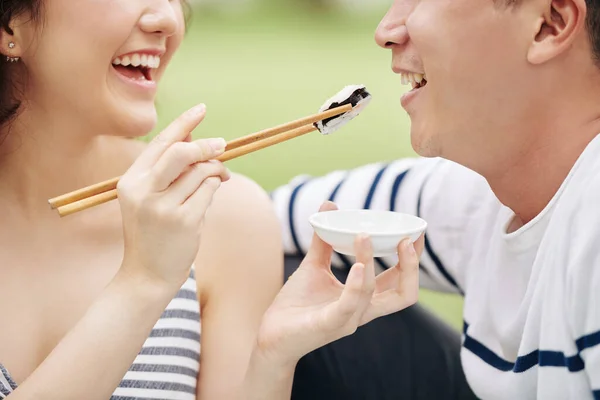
[16,0,185,137]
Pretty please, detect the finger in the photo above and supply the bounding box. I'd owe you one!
[362,238,420,324]
[353,234,376,318]
[304,202,339,266]
[372,263,400,294]
[131,104,207,170]
[361,288,417,324]
[181,176,223,224]
[374,236,421,291]
[165,161,230,205]
[321,263,366,331]
[414,234,425,257]
[150,139,227,191]
[391,238,420,299]
[354,234,374,274]
[319,201,338,212]
[397,238,420,286]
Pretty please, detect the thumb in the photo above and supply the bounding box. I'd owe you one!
[304,201,338,265]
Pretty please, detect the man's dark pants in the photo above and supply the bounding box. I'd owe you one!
[284,255,478,400]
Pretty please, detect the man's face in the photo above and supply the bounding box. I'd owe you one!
[375,0,538,168]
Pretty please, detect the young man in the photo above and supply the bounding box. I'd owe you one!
[273,0,600,398]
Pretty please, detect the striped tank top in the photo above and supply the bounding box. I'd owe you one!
[0,269,201,400]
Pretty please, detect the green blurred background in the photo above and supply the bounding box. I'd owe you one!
[152,0,463,330]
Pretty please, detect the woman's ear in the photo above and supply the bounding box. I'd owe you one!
[0,27,21,60]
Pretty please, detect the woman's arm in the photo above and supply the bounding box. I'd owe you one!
[6,271,180,400]
[6,106,229,400]
[240,202,424,400]
[195,174,283,399]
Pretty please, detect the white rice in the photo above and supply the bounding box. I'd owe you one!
[315,84,372,135]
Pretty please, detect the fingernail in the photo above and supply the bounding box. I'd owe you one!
[355,233,369,248]
[191,104,206,116]
[207,138,226,152]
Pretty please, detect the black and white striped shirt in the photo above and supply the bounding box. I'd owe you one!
[271,136,600,399]
[0,270,200,400]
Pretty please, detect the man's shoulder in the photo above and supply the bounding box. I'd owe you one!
[558,141,600,218]
[551,145,600,326]
[551,144,600,274]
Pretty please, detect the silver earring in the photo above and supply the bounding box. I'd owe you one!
[6,42,19,62]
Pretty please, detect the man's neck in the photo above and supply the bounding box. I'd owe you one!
[485,116,600,225]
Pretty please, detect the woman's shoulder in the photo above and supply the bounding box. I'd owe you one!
[213,173,273,212]
[199,172,280,249]
[193,172,283,300]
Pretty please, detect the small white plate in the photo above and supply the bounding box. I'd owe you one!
[309,210,427,257]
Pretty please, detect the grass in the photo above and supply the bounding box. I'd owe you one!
[152,5,464,330]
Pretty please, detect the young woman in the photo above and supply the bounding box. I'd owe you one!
[0,1,421,399]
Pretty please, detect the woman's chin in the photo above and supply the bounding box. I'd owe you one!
[110,105,158,138]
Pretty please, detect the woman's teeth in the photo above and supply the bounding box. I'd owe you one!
[112,54,161,69]
[401,72,426,86]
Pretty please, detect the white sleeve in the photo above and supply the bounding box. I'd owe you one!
[270,157,493,294]
[566,193,600,397]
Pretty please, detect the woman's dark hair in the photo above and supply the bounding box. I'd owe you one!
[0,0,42,128]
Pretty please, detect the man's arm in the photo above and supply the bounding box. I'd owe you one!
[271,157,494,294]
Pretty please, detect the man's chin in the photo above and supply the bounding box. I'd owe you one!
[409,129,439,158]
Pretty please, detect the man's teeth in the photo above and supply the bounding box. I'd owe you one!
[401,72,426,86]
[112,54,161,69]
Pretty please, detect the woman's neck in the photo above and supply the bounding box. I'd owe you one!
[0,111,142,216]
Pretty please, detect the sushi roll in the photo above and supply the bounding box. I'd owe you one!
[315,85,372,135]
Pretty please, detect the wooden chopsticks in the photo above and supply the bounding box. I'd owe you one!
[48,104,352,217]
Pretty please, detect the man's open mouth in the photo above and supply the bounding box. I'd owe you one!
[401,72,428,91]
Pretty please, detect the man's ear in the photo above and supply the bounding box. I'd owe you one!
[527,0,587,64]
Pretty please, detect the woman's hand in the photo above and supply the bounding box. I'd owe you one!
[117,104,231,289]
[255,201,424,366]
